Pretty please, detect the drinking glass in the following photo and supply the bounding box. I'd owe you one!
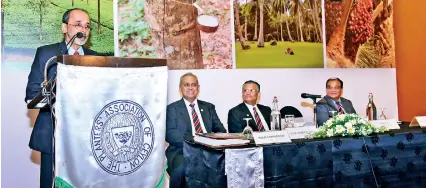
[285,115,295,128]
[329,110,337,117]
[242,118,253,139]
[379,108,387,120]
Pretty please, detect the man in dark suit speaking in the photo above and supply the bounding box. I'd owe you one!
[25,8,97,188]
[228,80,272,133]
[316,77,357,126]
[166,73,227,188]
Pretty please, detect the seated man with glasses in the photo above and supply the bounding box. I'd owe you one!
[316,77,357,126]
[228,80,272,133]
[25,8,98,188]
[166,72,227,188]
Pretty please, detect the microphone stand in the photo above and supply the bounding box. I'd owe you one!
[42,32,82,102]
[58,32,82,55]
[312,98,318,128]
[42,32,83,87]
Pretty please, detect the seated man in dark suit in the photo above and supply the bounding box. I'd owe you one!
[316,77,357,126]
[166,72,227,188]
[228,80,272,133]
[25,8,98,188]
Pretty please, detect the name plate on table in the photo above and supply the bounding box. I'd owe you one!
[409,116,426,128]
[252,131,292,145]
[285,126,318,139]
[371,119,400,130]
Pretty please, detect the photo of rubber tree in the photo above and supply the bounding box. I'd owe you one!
[234,0,324,68]
[1,0,114,71]
[325,0,395,68]
[118,0,233,69]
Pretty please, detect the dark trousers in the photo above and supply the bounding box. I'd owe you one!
[168,153,185,188]
[40,152,54,188]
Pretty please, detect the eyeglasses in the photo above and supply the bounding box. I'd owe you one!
[68,23,91,30]
[326,86,342,90]
[182,83,198,88]
[243,89,258,93]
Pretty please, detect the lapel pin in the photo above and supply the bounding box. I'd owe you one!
[201,109,204,112]
[246,114,249,117]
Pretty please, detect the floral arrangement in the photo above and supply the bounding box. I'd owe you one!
[311,114,389,138]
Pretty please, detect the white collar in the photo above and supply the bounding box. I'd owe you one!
[244,102,258,109]
[183,98,198,107]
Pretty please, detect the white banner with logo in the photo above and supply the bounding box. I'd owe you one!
[55,64,167,188]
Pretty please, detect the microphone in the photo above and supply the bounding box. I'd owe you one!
[42,32,86,87]
[76,32,84,38]
[301,93,322,99]
[58,32,84,54]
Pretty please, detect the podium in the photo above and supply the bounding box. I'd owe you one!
[26,55,167,109]
[30,55,169,187]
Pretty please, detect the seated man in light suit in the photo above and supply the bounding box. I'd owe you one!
[166,72,227,188]
[228,80,272,133]
[317,77,357,126]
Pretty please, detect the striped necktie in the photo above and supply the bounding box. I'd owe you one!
[253,107,265,131]
[189,103,203,133]
[336,101,345,114]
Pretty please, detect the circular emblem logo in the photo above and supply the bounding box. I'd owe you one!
[91,100,154,176]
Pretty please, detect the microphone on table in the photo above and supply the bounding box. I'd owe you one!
[301,93,322,128]
[301,93,322,99]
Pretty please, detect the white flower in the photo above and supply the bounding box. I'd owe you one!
[347,126,355,134]
[344,122,353,129]
[337,115,344,121]
[335,125,345,134]
[373,128,380,133]
[325,120,333,127]
[327,129,334,137]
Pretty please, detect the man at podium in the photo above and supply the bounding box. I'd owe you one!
[316,77,357,126]
[166,73,227,188]
[25,8,98,187]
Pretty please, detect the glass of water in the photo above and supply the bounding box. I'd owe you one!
[285,115,295,128]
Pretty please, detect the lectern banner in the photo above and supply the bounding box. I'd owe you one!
[55,64,168,188]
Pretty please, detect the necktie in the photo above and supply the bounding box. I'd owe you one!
[189,104,202,133]
[73,51,79,55]
[253,107,265,131]
[336,101,345,114]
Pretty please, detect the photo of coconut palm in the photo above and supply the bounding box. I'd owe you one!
[325,0,395,68]
[234,0,324,68]
[118,0,233,69]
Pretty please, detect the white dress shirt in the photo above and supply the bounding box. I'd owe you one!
[244,102,269,131]
[183,98,207,136]
[67,46,84,55]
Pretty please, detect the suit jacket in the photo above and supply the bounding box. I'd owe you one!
[227,103,272,133]
[25,41,98,154]
[165,98,226,166]
[316,96,357,126]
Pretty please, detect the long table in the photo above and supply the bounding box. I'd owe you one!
[183,124,426,187]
